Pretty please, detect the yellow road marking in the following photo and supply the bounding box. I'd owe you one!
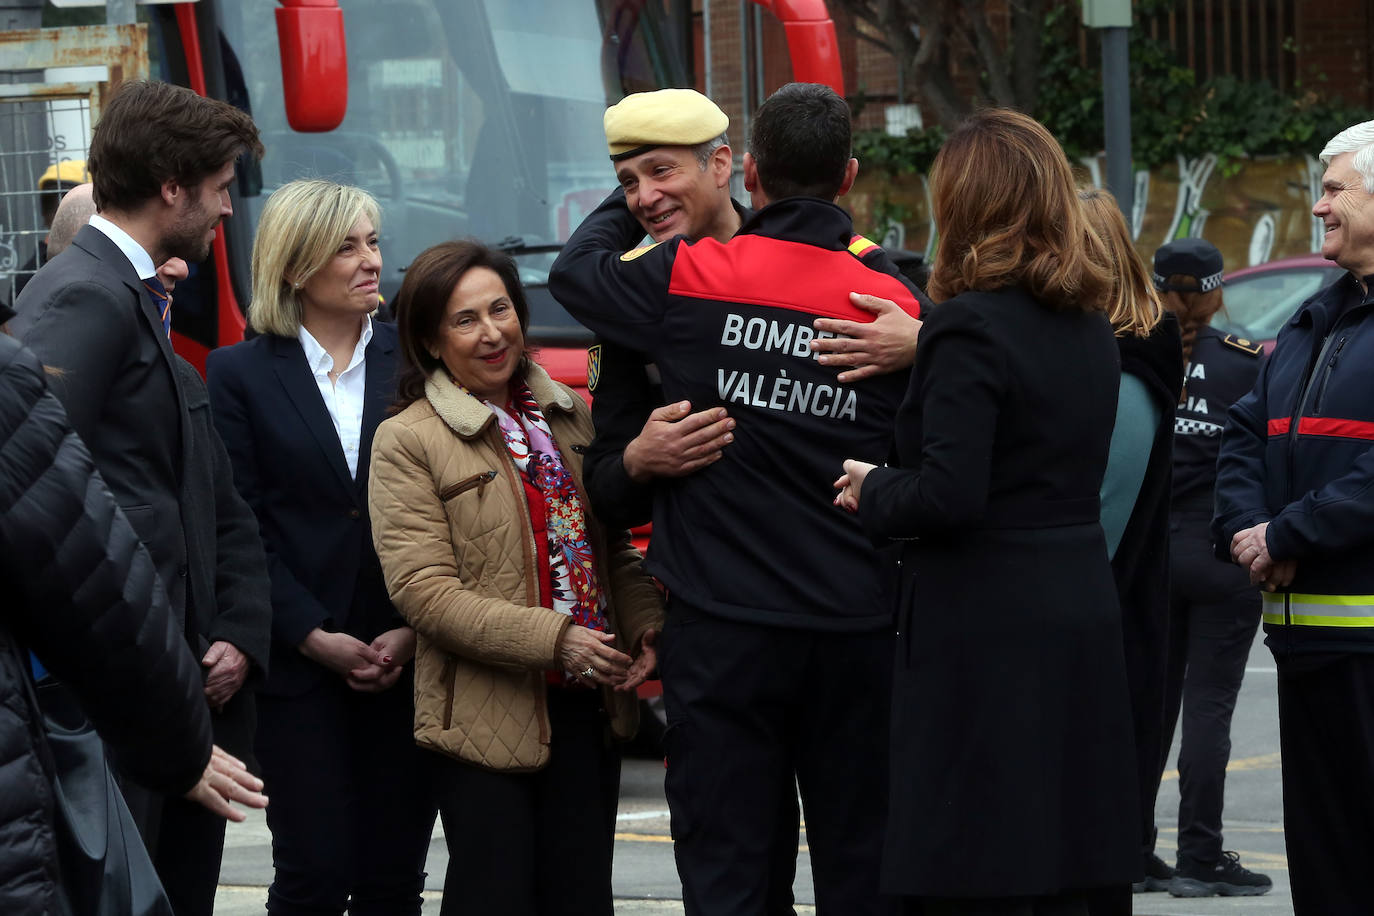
[1160,751,1281,782]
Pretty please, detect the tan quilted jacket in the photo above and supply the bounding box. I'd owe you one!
[368,363,664,771]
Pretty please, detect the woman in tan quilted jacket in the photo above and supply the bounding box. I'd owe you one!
[368,239,664,916]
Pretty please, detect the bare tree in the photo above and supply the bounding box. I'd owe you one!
[833,0,1046,128]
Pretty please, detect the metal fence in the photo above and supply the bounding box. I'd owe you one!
[0,87,92,308]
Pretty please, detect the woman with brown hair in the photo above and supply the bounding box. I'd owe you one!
[1080,188,1185,907]
[835,109,1139,914]
[367,240,663,915]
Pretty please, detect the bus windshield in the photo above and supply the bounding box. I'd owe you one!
[218,0,692,341]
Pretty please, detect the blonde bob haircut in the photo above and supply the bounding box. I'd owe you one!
[927,109,1111,313]
[1078,186,1163,338]
[249,179,381,336]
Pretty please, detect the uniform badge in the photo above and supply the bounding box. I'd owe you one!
[586,344,602,393]
[620,241,662,262]
[1222,334,1263,356]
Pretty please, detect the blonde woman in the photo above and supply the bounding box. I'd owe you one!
[1080,188,1184,907]
[206,179,436,915]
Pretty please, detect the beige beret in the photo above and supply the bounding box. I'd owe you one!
[604,89,729,161]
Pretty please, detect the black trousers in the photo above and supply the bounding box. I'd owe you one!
[660,601,897,916]
[1278,653,1374,916]
[255,670,436,916]
[1158,516,1261,866]
[427,686,622,916]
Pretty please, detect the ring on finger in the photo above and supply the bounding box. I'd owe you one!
[581,665,596,679]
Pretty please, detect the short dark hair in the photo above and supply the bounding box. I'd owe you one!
[392,240,532,409]
[88,80,263,212]
[748,83,852,201]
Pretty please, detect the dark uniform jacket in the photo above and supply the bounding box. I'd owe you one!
[1173,325,1264,512]
[0,335,211,912]
[551,189,921,631]
[581,200,934,532]
[581,200,755,532]
[1213,271,1374,653]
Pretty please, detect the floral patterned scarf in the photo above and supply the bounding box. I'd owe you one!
[485,384,609,633]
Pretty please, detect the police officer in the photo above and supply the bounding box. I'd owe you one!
[1151,238,1272,897]
[552,83,922,916]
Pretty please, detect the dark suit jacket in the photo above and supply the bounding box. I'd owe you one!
[173,356,272,758]
[17,224,193,631]
[205,323,405,697]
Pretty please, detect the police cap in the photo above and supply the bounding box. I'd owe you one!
[604,89,729,162]
[1153,237,1225,293]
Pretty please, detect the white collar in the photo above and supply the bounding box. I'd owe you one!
[88,213,157,281]
[297,316,374,375]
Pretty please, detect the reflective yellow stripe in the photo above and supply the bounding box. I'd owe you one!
[1261,592,1374,627]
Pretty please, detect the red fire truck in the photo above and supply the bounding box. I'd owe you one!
[3,0,844,379]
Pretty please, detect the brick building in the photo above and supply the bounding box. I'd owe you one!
[693,0,1374,142]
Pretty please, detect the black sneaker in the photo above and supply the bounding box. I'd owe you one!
[1168,851,1273,897]
[1132,852,1175,892]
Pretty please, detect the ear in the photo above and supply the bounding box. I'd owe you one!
[836,158,859,198]
[424,339,441,360]
[711,143,733,189]
[742,152,758,193]
[160,178,182,207]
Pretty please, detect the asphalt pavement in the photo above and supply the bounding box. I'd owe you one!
[214,629,1289,915]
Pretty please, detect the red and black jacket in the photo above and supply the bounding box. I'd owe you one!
[551,189,922,631]
[1213,271,1374,653]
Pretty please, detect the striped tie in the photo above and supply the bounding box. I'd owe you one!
[142,274,171,339]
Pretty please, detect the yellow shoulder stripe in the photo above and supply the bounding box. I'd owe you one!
[620,242,663,262]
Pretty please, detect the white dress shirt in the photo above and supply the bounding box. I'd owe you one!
[88,213,157,281]
[298,317,373,478]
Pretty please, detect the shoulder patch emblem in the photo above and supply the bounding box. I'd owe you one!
[586,344,602,393]
[848,234,880,259]
[620,242,662,262]
[1222,334,1264,356]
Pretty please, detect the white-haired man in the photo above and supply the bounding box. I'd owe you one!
[1213,120,1374,914]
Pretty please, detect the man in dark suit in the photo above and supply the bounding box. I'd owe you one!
[15,79,265,916]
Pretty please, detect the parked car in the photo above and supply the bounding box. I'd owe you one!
[1213,254,1345,348]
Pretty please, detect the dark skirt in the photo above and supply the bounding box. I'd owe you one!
[881,523,1139,897]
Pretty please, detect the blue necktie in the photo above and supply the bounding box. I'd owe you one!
[142,274,171,339]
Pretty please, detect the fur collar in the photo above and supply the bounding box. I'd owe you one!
[424,361,576,438]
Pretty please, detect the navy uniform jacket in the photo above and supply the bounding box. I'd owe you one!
[1213,272,1374,653]
[1172,325,1263,512]
[581,200,934,532]
[551,189,921,631]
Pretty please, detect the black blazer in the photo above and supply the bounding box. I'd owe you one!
[206,322,404,697]
[17,224,194,630]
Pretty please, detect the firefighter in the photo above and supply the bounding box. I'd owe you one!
[551,83,922,915]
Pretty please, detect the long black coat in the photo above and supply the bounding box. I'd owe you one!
[0,335,211,912]
[859,287,1139,897]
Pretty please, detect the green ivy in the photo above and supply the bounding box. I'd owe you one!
[855,3,1373,179]
[852,125,947,176]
